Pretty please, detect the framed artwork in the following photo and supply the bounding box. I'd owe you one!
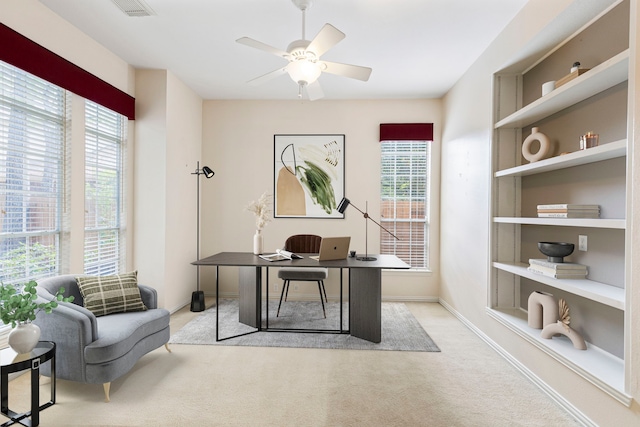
[274,134,345,218]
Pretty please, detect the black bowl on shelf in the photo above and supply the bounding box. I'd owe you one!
[538,242,575,263]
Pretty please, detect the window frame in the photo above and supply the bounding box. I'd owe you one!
[379,140,431,269]
[0,61,66,285]
[83,101,126,276]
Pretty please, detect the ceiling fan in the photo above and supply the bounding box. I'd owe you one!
[236,0,372,100]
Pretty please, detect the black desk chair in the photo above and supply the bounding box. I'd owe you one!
[277,234,328,318]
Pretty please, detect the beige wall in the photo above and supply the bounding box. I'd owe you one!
[133,70,203,312]
[165,72,203,310]
[133,70,168,307]
[200,99,441,301]
[441,0,640,425]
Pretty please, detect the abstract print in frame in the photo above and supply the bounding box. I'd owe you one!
[274,134,345,218]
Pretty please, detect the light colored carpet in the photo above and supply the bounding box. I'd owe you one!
[3,301,583,426]
[169,299,440,352]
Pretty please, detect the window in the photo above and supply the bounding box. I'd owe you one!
[84,101,126,275]
[380,140,430,268]
[0,61,65,284]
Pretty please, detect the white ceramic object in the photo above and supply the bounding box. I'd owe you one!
[541,321,587,350]
[253,230,263,255]
[542,81,555,96]
[8,321,41,354]
[527,291,558,329]
[522,127,552,163]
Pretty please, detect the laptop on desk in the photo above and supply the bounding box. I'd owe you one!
[309,236,351,261]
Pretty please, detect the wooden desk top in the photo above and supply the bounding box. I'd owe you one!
[193,252,410,270]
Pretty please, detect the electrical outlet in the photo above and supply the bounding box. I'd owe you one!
[274,283,278,292]
[294,284,299,291]
[578,235,588,251]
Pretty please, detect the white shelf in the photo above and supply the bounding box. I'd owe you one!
[495,50,629,129]
[493,262,625,309]
[487,308,630,406]
[495,139,626,177]
[493,217,626,229]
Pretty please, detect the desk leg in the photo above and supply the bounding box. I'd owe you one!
[239,267,261,328]
[216,266,220,341]
[349,268,382,343]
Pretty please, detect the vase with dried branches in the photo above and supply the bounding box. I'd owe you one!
[246,191,273,255]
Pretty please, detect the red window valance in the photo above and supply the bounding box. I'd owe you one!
[379,123,433,141]
[0,23,135,120]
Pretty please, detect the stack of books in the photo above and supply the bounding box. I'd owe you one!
[527,258,588,279]
[537,204,600,218]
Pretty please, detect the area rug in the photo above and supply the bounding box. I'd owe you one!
[170,299,440,352]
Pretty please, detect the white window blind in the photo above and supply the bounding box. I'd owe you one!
[0,61,64,284]
[380,141,430,268]
[84,101,125,275]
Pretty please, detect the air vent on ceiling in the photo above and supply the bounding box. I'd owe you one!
[111,0,155,17]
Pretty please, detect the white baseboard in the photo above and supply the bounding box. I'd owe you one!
[438,299,595,427]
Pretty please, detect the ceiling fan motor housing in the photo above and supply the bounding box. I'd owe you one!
[287,40,316,59]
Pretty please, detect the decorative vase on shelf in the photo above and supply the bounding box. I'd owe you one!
[527,291,557,329]
[522,127,552,163]
[253,230,263,255]
[8,321,41,354]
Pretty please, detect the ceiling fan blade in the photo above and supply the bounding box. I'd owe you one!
[306,81,324,101]
[236,37,290,59]
[247,67,288,86]
[307,24,345,57]
[321,61,372,81]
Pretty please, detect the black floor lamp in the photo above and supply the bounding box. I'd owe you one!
[336,197,399,261]
[191,161,215,312]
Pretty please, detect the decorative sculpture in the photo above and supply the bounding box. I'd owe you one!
[541,298,587,350]
[527,291,558,329]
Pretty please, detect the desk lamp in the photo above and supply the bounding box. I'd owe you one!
[191,161,215,312]
[336,197,399,261]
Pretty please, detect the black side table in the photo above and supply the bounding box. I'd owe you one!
[0,341,55,427]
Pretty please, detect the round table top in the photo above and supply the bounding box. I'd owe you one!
[0,341,55,367]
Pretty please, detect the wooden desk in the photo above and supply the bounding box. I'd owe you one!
[193,252,410,343]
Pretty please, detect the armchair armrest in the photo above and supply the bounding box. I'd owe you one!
[33,296,99,383]
[138,284,158,309]
[35,289,98,341]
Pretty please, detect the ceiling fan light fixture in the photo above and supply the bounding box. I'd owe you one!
[237,0,370,100]
[288,59,322,85]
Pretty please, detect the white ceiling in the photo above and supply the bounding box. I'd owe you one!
[38,0,529,100]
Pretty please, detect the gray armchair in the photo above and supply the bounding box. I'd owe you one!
[33,275,171,402]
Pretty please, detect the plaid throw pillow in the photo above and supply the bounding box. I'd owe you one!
[76,271,147,317]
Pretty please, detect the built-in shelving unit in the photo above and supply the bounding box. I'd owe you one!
[493,217,625,229]
[493,262,624,309]
[494,50,629,130]
[494,139,626,178]
[486,308,628,405]
[489,0,632,405]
